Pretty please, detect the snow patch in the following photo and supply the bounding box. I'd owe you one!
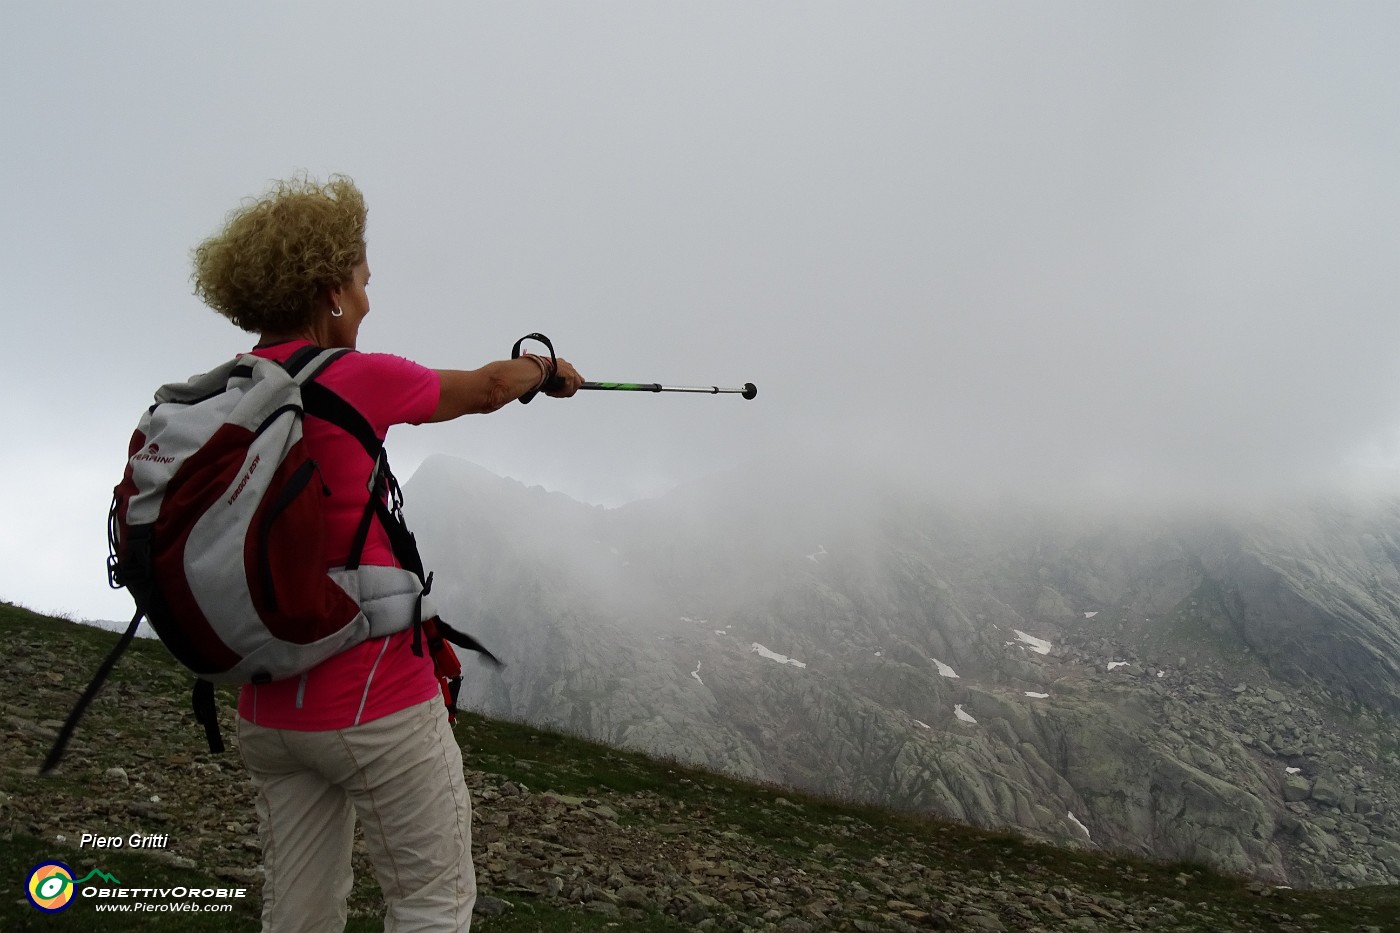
[1010,630,1053,655]
[805,544,828,563]
[1067,811,1092,841]
[1286,767,1301,775]
[913,719,931,730]
[751,643,807,669]
[1083,611,1099,619]
[931,658,960,679]
[691,663,704,685]
[1107,661,1129,671]
[1024,692,1049,699]
[954,704,977,724]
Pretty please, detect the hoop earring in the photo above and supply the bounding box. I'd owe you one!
[331,306,344,318]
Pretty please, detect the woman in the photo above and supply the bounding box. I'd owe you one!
[191,174,582,933]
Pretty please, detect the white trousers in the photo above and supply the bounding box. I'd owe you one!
[238,698,476,933]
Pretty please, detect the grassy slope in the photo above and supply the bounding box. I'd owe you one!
[2,601,1397,932]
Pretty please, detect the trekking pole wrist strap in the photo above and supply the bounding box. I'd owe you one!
[511,332,560,404]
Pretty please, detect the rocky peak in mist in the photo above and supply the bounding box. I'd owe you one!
[404,454,1400,888]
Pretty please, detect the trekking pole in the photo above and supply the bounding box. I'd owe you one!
[511,333,757,403]
[579,381,757,399]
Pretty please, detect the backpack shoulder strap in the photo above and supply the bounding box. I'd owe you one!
[290,355,424,577]
[301,380,381,461]
[286,345,351,383]
[224,345,349,385]
[278,346,380,459]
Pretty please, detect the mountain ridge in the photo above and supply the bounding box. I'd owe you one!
[404,454,1400,889]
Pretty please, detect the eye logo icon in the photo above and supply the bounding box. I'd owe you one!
[26,862,76,912]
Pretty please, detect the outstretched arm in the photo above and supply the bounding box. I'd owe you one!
[428,357,583,421]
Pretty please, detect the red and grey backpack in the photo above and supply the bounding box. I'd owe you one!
[43,345,497,772]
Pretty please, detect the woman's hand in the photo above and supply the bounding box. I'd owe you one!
[545,358,583,397]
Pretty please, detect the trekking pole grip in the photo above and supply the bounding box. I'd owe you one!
[511,332,563,404]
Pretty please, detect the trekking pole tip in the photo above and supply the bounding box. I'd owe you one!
[742,383,758,400]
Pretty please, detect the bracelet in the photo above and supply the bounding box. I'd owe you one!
[522,353,555,390]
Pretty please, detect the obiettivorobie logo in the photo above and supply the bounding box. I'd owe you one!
[25,861,121,913]
[24,857,247,915]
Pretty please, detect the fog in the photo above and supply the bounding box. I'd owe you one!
[3,3,1400,622]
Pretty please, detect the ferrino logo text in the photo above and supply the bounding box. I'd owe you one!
[133,443,176,465]
[227,455,261,505]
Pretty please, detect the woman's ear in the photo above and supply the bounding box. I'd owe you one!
[322,282,348,318]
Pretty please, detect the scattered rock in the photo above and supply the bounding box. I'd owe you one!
[1283,775,1312,803]
[472,895,510,917]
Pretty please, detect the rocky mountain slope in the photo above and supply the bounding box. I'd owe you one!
[4,604,1399,932]
[405,455,1400,889]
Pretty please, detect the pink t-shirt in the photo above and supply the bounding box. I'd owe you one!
[237,340,443,730]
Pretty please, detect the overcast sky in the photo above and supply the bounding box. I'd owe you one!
[4,2,1400,622]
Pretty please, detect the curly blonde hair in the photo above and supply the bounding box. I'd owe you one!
[192,175,367,333]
